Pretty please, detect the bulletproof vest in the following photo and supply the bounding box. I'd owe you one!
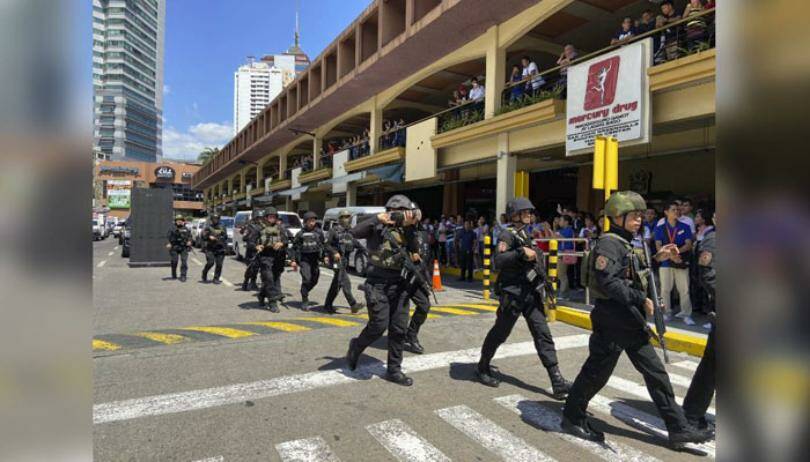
[493,225,534,293]
[299,230,321,254]
[369,226,405,270]
[336,227,354,254]
[585,233,649,300]
[170,228,189,246]
[206,225,226,246]
[245,222,263,245]
[260,224,282,247]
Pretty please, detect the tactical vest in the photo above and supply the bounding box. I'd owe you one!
[582,233,649,300]
[298,230,321,254]
[205,225,226,249]
[170,228,190,247]
[493,226,533,295]
[336,227,355,255]
[369,227,405,270]
[260,224,282,247]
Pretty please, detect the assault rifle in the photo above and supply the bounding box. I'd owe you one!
[380,226,438,304]
[642,241,670,363]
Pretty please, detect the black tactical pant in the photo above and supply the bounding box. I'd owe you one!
[170,248,188,277]
[406,282,431,340]
[563,327,689,433]
[324,260,357,308]
[243,245,259,285]
[299,253,320,300]
[683,322,715,423]
[259,256,285,302]
[480,291,559,369]
[355,279,409,374]
[202,250,225,280]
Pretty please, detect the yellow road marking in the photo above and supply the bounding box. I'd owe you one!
[135,332,187,345]
[291,317,360,327]
[92,339,121,351]
[410,309,442,319]
[179,326,256,338]
[240,321,311,332]
[429,306,477,315]
[456,304,498,312]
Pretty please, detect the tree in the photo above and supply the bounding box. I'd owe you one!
[198,147,219,165]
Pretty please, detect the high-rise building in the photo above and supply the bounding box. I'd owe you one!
[92,0,165,162]
[233,15,310,135]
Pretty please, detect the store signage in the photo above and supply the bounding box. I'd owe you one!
[106,179,132,209]
[99,166,139,175]
[181,172,193,180]
[155,166,176,179]
[565,38,651,155]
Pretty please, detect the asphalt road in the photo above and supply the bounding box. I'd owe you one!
[93,238,715,461]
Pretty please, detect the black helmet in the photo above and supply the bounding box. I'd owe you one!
[253,209,266,219]
[506,197,535,217]
[385,194,416,210]
[265,206,278,217]
[303,211,318,221]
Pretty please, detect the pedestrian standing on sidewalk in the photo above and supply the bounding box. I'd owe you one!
[456,220,476,282]
[654,201,696,325]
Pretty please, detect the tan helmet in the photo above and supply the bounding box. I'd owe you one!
[604,191,647,218]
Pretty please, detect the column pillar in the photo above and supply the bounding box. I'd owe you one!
[495,133,515,217]
[369,99,383,154]
[256,158,265,188]
[278,155,287,179]
[484,25,506,119]
[312,137,323,169]
[345,183,357,206]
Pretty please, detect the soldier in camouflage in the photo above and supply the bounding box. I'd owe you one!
[201,213,227,284]
[254,207,289,312]
[323,209,365,314]
[291,211,325,310]
[166,215,192,282]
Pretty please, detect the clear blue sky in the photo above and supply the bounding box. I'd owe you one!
[90,0,371,161]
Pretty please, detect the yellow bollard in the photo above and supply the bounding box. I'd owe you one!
[546,240,558,322]
[483,235,491,300]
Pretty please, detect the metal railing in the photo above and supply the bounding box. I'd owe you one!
[436,99,485,134]
[535,237,592,305]
[379,126,407,150]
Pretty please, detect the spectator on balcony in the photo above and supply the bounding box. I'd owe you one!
[468,77,485,102]
[611,16,637,45]
[555,44,578,95]
[660,1,683,62]
[507,64,524,102]
[448,90,462,107]
[636,9,656,34]
[683,0,709,52]
[521,55,546,95]
[654,201,695,325]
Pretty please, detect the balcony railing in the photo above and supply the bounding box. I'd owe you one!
[379,126,407,150]
[436,99,485,134]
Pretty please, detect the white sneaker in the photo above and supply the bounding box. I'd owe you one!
[702,322,712,329]
[683,316,696,326]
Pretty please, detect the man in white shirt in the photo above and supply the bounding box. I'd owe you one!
[521,55,546,94]
[468,77,485,101]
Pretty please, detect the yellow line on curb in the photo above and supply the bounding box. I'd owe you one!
[429,306,477,315]
[290,317,360,327]
[240,321,311,332]
[92,339,121,351]
[179,326,256,338]
[135,332,187,345]
[409,309,442,319]
[456,304,498,311]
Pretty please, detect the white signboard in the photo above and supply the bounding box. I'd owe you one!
[291,167,303,201]
[331,150,349,194]
[565,38,651,155]
[246,184,252,208]
[264,176,272,192]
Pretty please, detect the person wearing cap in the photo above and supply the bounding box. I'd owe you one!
[241,209,266,291]
[562,191,713,447]
[254,207,289,312]
[201,213,227,284]
[345,194,421,386]
[291,211,325,310]
[476,197,572,400]
[166,215,192,282]
[323,209,364,314]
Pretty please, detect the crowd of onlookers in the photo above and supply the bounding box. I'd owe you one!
[423,196,714,327]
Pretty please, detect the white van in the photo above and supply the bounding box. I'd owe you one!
[322,206,385,275]
[233,210,303,260]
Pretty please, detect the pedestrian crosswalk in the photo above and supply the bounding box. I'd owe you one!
[193,358,712,462]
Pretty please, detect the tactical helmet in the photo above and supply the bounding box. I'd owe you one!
[253,209,266,219]
[209,213,221,221]
[303,211,318,221]
[264,206,278,216]
[604,191,647,218]
[174,214,185,221]
[506,197,535,217]
[338,209,352,218]
[385,194,416,210]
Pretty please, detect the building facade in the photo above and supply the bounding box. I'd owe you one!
[92,0,166,162]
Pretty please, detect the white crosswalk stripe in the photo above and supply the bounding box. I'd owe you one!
[435,405,556,462]
[671,360,698,372]
[493,394,660,462]
[366,419,451,462]
[606,376,715,418]
[191,457,223,462]
[275,436,341,462]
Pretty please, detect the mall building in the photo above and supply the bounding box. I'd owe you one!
[193,0,715,220]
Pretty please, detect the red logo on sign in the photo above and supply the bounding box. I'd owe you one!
[584,56,620,110]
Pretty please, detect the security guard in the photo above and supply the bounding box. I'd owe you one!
[403,208,434,354]
[562,191,712,446]
[254,207,289,312]
[323,209,365,314]
[292,211,325,310]
[166,215,192,282]
[241,209,266,291]
[345,194,421,386]
[201,213,227,284]
[683,211,716,434]
[476,197,571,400]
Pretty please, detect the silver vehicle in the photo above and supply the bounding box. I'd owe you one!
[220,216,235,254]
[190,218,206,247]
[232,210,302,260]
[322,206,385,276]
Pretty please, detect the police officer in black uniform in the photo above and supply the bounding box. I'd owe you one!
[166,215,192,282]
[292,211,325,310]
[241,209,266,291]
[403,207,434,355]
[476,197,572,400]
[323,209,365,314]
[562,191,712,446]
[683,210,716,434]
[345,194,420,386]
[201,213,227,284]
[255,207,289,312]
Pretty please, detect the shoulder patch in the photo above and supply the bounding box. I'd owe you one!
[699,251,713,266]
[595,254,609,271]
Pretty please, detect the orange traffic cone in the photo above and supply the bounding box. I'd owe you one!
[432,259,444,291]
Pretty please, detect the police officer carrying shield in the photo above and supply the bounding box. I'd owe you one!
[683,210,716,435]
[476,197,572,400]
[241,209,266,291]
[201,213,227,284]
[166,215,192,282]
[323,209,365,314]
[254,207,289,312]
[345,194,421,386]
[562,191,712,446]
[403,206,434,355]
[292,211,325,310]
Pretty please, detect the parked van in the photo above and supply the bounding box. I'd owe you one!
[322,206,385,275]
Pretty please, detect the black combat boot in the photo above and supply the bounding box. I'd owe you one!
[476,362,501,387]
[242,281,249,291]
[403,333,424,354]
[547,365,572,400]
[201,273,208,283]
[179,275,187,282]
[257,293,266,306]
[267,301,280,313]
[171,272,177,280]
[249,281,259,291]
[561,416,605,442]
[212,278,221,285]
[322,304,337,314]
[346,338,361,371]
[385,371,413,387]
[687,417,715,436]
[350,301,364,314]
[301,296,310,311]
[668,426,713,447]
